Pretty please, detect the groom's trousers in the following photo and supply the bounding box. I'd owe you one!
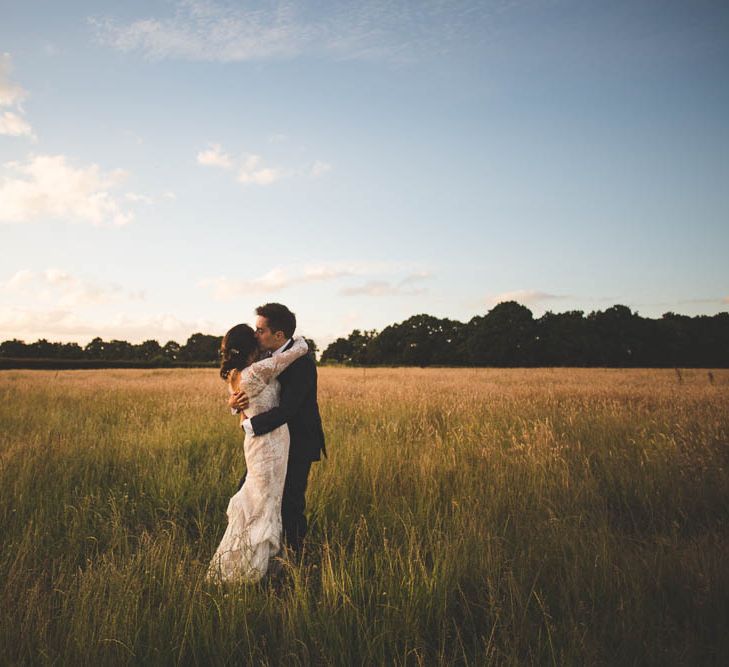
[281,459,312,557]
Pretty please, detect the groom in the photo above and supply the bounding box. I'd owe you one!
[229,302,326,557]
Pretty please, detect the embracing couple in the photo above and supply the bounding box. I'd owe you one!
[207,303,326,583]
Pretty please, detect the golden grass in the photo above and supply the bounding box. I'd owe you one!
[1,367,728,665]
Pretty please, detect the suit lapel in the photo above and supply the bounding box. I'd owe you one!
[277,338,295,384]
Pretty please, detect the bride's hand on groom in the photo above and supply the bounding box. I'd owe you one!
[228,390,249,414]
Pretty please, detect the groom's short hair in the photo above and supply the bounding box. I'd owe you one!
[256,303,296,338]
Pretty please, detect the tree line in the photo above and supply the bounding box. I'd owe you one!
[319,302,729,367]
[0,333,223,366]
[0,333,320,369]
[2,303,727,368]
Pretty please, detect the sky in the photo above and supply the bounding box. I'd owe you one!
[1,0,728,349]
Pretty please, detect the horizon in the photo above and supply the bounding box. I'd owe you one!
[1,300,726,349]
[2,1,728,350]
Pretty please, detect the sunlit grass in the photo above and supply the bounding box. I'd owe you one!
[1,368,728,664]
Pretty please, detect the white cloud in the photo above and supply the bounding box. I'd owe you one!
[340,272,431,297]
[340,281,400,297]
[125,192,154,204]
[200,267,292,300]
[0,308,86,338]
[201,261,429,300]
[3,269,36,289]
[197,139,330,186]
[723,296,729,305]
[0,53,34,140]
[237,154,283,186]
[399,271,432,287]
[0,53,27,106]
[0,155,133,226]
[302,265,352,282]
[310,160,332,178]
[1,268,130,308]
[196,147,287,186]
[485,290,569,308]
[0,111,35,139]
[197,142,233,168]
[0,267,200,345]
[43,268,73,285]
[0,308,217,345]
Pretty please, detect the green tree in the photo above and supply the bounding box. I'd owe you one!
[374,315,463,366]
[465,301,537,366]
[136,339,163,361]
[84,337,106,359]
[162,340,181,361]
[320,337,354,364]
[536,310,590,365]
[320,330,377,364]
[180,333,223,362]
[587,305,648,366]
[0,339,29,357]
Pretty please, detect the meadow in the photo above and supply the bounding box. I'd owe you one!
[1,367,728,665]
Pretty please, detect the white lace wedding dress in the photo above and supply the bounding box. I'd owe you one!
[207,337,308,583]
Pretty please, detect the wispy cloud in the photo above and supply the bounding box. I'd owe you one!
[310,160,332,178]
[0,53,26,106]
[124,192,154,204]
[485,290,569,308]
[196,142,328,186]
[0,155,134,226]
[0,267,200,344]
[200,268,291,299]
[197,142,233,168]
[340,281,404,297]
[0,53,35,140]
[0,308,215,344]
[90,0,494,64]
[340,271,432,297]
[237,154,283,186]
[200,260,427,300]
[1,268,141,308]
[2,269,35,290]
[195,143,281,185]
[0,111,34,139]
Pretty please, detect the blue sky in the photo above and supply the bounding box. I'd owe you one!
[1,0,728,347]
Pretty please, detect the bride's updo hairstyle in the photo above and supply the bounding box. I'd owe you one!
[219,323,258,380]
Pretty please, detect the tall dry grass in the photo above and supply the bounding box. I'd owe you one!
[1,367,728,665]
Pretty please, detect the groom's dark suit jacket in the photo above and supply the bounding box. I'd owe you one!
[250,340,326,463]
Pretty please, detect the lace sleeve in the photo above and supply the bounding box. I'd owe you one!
[248,337,308,385]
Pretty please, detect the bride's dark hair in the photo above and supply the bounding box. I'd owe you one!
[219,323,258,380]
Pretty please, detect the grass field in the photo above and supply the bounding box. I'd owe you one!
[1,367,728,665]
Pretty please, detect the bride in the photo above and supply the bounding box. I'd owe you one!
[207,324,308,583]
